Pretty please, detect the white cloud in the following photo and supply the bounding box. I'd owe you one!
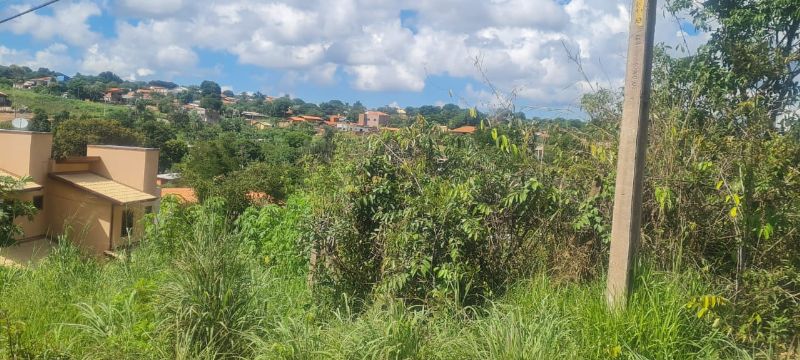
[6,1,101,46]
[0,0,708,108]
[116,0,186,18]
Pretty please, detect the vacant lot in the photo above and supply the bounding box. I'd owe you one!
[0,88,123,119]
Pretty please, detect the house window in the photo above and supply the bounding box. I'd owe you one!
[33,195,44,210]
[121,209,134,237]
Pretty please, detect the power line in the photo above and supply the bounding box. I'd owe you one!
[0,0,62,25]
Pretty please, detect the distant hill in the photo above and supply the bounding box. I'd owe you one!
[0,87,122,122]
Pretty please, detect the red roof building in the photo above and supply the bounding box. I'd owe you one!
[450,126,477,135]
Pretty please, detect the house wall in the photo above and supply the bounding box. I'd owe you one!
[1,131,53,241]
[366,113,389,128]
[86,145,160,196]
[11,189,47,240]
[110,202,155,249]
[46,180,112,254]
[0,130,53,183]
[50,162,90,173]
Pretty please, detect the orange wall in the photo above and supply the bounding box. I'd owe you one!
[28,133,53,183]
[11,189,47,240]
[1,131,53,241]
[50,161,90,173]
[110,202,155,249]
[86,145,159,196]
[46,180,112,254]
[0,130,53,183]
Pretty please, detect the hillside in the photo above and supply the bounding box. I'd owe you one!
[0,87,123,122]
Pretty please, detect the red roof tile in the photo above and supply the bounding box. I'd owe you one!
[161,188,198,204]
[450,126,477,134]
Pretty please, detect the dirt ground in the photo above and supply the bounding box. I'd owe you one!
[0,111,31,123]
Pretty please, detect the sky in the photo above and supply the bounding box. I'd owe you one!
[0,0,708,118]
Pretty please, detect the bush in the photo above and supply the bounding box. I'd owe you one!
[158,200,259,359]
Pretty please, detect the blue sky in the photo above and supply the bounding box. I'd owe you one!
[0,0,707,118]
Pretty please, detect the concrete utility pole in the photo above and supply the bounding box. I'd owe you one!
[606,0,658,309]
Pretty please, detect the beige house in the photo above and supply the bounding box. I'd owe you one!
[0,130,160,255]
[357,111,390,128]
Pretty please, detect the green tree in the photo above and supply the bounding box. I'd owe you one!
[97,71,123,84]
[267,96,293,117]
[161,139,189,171]
[52,119,144,158]
[348,101,367,121]
[136,119,176,150]
[670,0,800,127]
[28,109,51,132]
[52,110,70,130]
[168,110,191,130]
[0,175,37,246]
[200,80,222,112]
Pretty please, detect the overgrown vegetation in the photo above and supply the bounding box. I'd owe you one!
[1,0,799,358]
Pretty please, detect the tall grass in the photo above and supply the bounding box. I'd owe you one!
[159,214,259,359]
[1,87,121,118]
[254,269,757,359]
[0,208,764,359]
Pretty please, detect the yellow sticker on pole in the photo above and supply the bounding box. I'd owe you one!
[634,0,645,25]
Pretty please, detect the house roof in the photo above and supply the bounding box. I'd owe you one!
[366,111,389,116]
[161,187,198,204]
[450,126,477,134]
[300,115,323,121]
[0,92,7,97]
[51,172,156,205]
[0,169,42,191]
[157,173,181,181]
[289,116,305,122]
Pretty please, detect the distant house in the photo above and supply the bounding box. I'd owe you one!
[358,111,390,128]
[252,121,272,130]
[450,126,477,135]
[168,86,188,95]
[136,88,153,100]
[336,122,372,133]
[149,86,168,95]
[29,77,54,87]
[324,115,343,126]
[242,111,267,121]
[396,109,408,119]
[103,88,125,103]
[161,188,198,204]
[14,77,54,90]
[122,91,136,102]
[156,173,180,186]
[1,130,160,255]
[0,92,11,107]
[183,103,209,122]
[300,115,324,123]
[222,95,238,105]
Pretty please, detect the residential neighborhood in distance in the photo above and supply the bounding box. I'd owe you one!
[0,0,797,358]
